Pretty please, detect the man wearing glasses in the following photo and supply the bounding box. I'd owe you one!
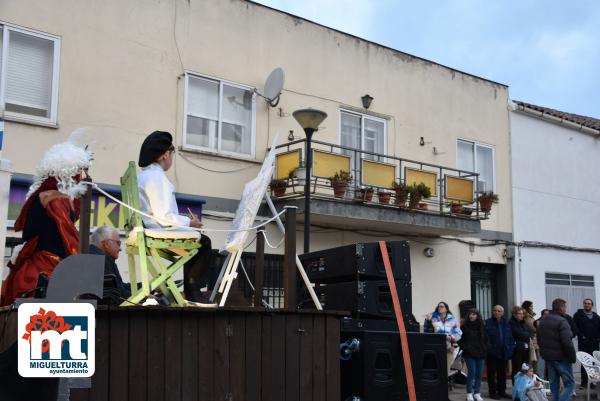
[573,298,600,389]
[90,225,130,303]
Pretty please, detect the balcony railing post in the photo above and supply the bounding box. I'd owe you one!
[439,167,444,213]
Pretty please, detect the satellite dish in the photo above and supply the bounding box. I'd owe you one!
[257,67,285,107]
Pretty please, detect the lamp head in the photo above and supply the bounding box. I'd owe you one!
[292,108,327,132]
[361,94,374,109]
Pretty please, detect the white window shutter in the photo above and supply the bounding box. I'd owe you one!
[5,30,54,116]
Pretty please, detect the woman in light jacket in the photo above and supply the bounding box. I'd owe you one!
[424,301,462,375]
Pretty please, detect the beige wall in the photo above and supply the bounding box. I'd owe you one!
[0,0,511,233]
[1,0,512,312]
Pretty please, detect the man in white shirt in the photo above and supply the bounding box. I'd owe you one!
[137,131,213,302]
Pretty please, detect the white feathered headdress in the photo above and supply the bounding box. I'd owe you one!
[26,129,94,199]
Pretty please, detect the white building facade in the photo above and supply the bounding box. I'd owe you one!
[511,101,600,315]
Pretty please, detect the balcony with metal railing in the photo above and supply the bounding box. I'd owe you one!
[269,139,487,236]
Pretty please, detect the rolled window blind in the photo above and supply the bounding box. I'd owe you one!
[6,30,53,115]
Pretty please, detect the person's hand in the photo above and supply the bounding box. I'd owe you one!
[187,208,203,228]
[39,190,74,210]
[190,218,203,228]
[425,313,432,321]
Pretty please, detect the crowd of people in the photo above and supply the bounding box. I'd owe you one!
[424,298,600,401]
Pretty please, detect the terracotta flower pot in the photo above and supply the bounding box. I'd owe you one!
[450,203,464,214]
[272,186,286,197]
[417,202,427,210]
[479,198,493,213]
[332,180,348,197]
[378,192,391,204]
[355,188,374,202]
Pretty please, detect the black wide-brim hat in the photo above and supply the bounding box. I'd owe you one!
[138,131,173,167]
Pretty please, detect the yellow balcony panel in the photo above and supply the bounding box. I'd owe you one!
[405,168,438,196]
[275,149,301,180]
[446,175,474,203]
[313,149,351,178]
[361,159,395,189]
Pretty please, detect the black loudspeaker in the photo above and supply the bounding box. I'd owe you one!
[300,241,411,282]
[313,279,412,321]
[341,319,448,401]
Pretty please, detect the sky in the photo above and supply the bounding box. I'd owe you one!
[254,0,600,119]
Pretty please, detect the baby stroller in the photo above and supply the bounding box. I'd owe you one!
[448,347,468,390]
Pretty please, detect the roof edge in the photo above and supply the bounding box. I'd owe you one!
[247,0,508,88]
[512,100,600,135]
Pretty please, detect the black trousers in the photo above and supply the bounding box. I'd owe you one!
[580,343,600,385]
[512,348,530,382]
[486,356,508,395]
[183,235,214,302]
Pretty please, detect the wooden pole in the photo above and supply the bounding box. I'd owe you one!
[78,175,92,254]
[283,206,297,309]
[254,227,265,307]
[379,241,417,401]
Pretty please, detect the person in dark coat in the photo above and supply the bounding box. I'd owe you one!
[537,298,576,401]
[573,298,600,388]
[90,225,131,304]
[458,309,488,401]
[510,306,533,383]
[485,305,515,400]
[534,309,551,379]
[564,313,580,339]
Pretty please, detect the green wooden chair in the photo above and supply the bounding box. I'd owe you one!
[120,161,201,306]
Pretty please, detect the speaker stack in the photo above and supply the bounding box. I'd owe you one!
[300,241,448,400]
[340,319,448,401]
[299,241,416,329]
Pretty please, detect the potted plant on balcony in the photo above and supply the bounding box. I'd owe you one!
[392,181,408,207]
[476,191,499,213]
[378,190,391,204]
[270,178,287,197]
[329,170,353,197]
[355,186,374,202]
[408,183,432,209]
[449,202,464,214]
[290,162,307,186]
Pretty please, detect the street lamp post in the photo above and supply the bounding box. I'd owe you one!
[292,108,327,254]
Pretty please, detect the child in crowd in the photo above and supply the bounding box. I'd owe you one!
[512,363,548,401]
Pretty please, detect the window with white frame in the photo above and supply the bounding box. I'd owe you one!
[340,110,386,161]
[0,24,61,124]
[183,73,255,157]
[457,139,495,192]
